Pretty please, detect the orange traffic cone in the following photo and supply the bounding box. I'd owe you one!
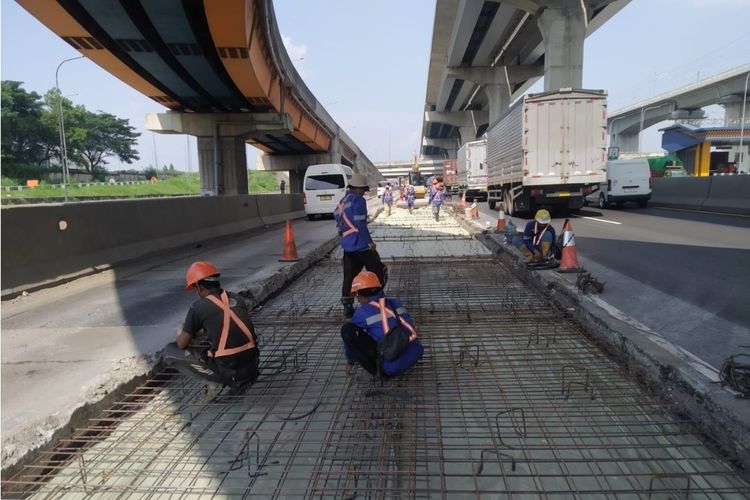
[460,191,466,209]
[495,204,506,232]
[470,200,479,218]
[279,220,299,262]
[557,218,580,273]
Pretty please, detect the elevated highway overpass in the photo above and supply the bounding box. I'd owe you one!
[607,64,750,166]
[421,0,630,160]
[18,0,380,194]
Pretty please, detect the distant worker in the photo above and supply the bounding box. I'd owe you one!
[428,177,446,222]
[520,209,557,263]
[334,174,388,319]
[341,271,424,377]
[163,261,260,402]
[382,182,394,217]
[279,179,286,194]
[405,184,416,214]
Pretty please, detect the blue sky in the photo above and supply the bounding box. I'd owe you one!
[2,0,748,171]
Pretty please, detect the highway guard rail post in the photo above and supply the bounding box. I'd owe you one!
[1,194,303,297]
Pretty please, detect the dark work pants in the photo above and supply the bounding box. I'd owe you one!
[163,342,225,384]
[341,322,379,375]
[341,249,387,298]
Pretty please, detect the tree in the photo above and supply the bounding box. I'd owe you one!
[1,81,56,167]
[66,110,140,173]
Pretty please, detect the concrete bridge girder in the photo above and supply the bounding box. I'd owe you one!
[425,110,489,145]
[147,112,295,196]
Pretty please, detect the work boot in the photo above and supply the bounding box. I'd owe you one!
[341,297,355,319]
[202,382,223,403]
[519,245,534,263]
[541,241,553,260]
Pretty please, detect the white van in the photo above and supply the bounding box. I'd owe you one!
[303,164,353,219]
[376,180,388,199]
[585,158,651,209]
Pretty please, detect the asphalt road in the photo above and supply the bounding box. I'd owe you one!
[476,202,750,370]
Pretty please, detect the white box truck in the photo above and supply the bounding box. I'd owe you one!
[486,89,607,214]
[456,139,488,201]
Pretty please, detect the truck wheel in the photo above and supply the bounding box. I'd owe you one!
[488,200,496,210]
[598,194,607,209]
[503,190,514,216]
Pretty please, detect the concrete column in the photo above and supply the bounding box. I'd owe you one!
[485,83,510,125]
[612,133,639,154]
[197,136,248,196]
[459,126,477,144]
[537,1,586,91]
[721,99,746,126]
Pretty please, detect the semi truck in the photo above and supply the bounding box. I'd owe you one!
[456,139,488,201]
[486,89,607,214]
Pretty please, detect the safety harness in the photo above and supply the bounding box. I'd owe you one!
[337,195,359,237]
[204,291,256,358]
[532,222,549,247]
[367,298,418,342]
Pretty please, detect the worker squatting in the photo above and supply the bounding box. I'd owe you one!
[163,174,427,401]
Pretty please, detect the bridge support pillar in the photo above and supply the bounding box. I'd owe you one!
[485,84,510,125]
[611,132,639,154]
[196,136,247,196]
[146,112,294,196]
[537,0,585,91]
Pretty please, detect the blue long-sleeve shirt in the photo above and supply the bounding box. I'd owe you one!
[334,191,372,252]
[523,221,556,252]
[345,294,424,376]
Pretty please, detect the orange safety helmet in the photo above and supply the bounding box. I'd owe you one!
[350,271,382,295]
[185,261,220,290]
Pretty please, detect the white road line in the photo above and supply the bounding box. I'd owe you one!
[572,215,622,225]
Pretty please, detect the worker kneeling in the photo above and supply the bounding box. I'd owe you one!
[341,271,424,378]
[164,261,260,401]
[519,209,557,263]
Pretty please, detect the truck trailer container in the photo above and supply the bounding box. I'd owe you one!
[486,89,607,214]
[456,139,488,201]
[442,160,458,194]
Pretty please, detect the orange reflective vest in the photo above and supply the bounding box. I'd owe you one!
[368,297,418,342]
[204,291,256,358]
[337,197,359,237]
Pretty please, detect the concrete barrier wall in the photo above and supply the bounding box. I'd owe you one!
[1,194,304,294]
[650,176,750,215]
[650,177,710,210]
[701,175,750,215]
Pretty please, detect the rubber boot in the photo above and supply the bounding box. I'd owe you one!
[541,241,553,260]
[519,245,533,263]
[341,297,355,319]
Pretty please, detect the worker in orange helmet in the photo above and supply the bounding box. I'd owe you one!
[341,271,424,378]
[163,261,260,402]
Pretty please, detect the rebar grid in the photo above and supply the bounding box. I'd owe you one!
[3,259,749,497]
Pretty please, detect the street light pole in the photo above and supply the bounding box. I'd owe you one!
[55,56,84,202]
[738,71,750,173]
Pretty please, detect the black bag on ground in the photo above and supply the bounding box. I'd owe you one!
[377,300,410,361]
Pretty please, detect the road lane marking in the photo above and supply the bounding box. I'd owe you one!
[572,215,622,225]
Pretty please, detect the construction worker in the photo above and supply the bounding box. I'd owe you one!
[382,182,394,216]
[428,177,446,222]
[334,173,388,319]
[520,209,557,263]
[341,271,424,377]
[163,261,260,401]
[405,184,416,214]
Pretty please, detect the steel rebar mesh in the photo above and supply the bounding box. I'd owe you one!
[3,213,749,498]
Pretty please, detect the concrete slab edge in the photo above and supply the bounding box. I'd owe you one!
[471,227,750,478]
[1,234,341,478]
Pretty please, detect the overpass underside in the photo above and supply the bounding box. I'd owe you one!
[4,207,748,498]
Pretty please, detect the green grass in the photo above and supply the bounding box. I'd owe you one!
[1,171,280,203]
